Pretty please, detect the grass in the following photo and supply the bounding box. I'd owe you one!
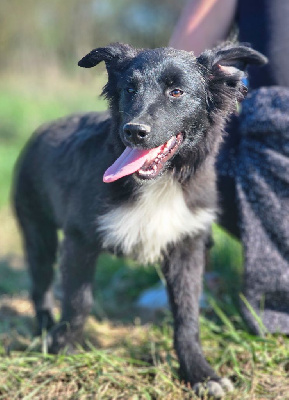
[0,71,288,399]
[0,71,106,208]
[0,311,288,399]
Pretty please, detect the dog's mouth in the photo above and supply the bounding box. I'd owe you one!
[103,133,183,183]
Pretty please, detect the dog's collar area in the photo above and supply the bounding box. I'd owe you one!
[137,133,183,179]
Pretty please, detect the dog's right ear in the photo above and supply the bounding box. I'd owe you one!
[197,44,267,112]
[78,43,137,70]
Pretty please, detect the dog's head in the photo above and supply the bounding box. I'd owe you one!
[79,43,267,183]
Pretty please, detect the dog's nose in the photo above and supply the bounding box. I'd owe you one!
[123,123,151,143]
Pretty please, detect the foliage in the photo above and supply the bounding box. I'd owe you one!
[0,0,184,74]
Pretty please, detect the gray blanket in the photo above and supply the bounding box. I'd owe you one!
[217,86,289,334]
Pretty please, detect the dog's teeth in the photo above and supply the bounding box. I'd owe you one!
[138,133,183,179]
[170,137,176,146]
[140,169,153,176]
[168,137,177,150]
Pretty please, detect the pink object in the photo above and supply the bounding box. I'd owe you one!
[103,145,163,183]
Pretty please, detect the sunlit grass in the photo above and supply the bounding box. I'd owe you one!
[0,310,288,400]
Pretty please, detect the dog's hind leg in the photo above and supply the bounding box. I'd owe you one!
[16,211,58,334]
[48,233,98,353]
[162,235,233,398]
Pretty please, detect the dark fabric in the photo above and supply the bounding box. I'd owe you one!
[237,0,289,89]
[216,115,241,238]
[217,86,289,334]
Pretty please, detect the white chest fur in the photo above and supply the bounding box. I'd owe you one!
[97,175,215,264]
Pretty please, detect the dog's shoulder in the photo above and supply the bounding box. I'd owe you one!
[97,174,216,264]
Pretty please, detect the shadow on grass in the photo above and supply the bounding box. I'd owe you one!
[0,225,245,353]
[0,252,162,353]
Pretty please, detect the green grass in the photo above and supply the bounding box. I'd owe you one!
[0,72,106,208]
[0,314,288,399]
[0,73,288,399]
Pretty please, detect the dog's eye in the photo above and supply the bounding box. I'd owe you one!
[169,89,184,98]
[127,88,136,94]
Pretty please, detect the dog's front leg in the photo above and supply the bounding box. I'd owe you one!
[48,233,98,354]
[162,235,233,398]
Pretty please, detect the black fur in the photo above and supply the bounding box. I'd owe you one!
[13,43,266,396]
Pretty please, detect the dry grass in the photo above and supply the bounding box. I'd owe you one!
[0,207,23,256]
[0,292,289,400]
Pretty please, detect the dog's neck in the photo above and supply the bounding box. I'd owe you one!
[97,173,215,264]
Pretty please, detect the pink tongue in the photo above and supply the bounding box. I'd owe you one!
[103,146,162,183]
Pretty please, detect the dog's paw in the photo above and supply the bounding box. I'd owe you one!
[47,334,76,354]
[35,310,55,336]
[193,378,234,399]
[46,323,78,354]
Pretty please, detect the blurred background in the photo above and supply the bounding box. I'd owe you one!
[1,0,184,74]
[0,0,241,332]
[0,0,184,199]
[0,0,184,247]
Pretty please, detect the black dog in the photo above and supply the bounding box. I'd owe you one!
[13,43,266,397]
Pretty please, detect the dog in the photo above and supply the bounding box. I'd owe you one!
[13,42,266,398]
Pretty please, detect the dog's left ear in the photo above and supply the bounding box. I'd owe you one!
[197,44,268,107]
[78,43,137,72]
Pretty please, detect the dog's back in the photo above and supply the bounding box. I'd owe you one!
[14,111,111,232]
